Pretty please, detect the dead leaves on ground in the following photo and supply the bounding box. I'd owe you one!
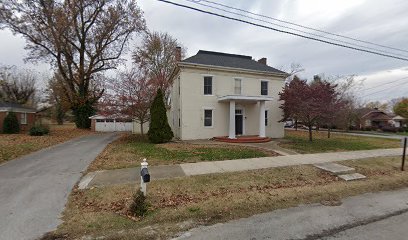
[0,126,91,163]
[155,172,337,208]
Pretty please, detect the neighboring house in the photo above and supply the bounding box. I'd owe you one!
[390,115,406,128]
[0,102,36,132]
[89,114,133,132]
[360,109,392,129]
[359,108,406,129]
[168,49,288,140]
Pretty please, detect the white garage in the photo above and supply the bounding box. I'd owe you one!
[90,115,133,132]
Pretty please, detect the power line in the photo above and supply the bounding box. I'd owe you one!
[157,0,408,61]
[183,0,408,59]
[362,76,408,91]
[361,80,408,98]
[195,0,408,54]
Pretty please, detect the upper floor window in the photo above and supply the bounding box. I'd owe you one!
[261,81,268,95]
[21,113,27,125]
[204,76,213,95]
[234,78,242,95]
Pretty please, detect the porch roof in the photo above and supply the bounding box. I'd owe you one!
[218,95,273,103]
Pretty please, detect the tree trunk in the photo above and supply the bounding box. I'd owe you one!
[328,127,331,138]
[55,104,64,125]
[140,122,144,135]
[295,119,298,131]
[72,101,95,129]
[308,125,313,141]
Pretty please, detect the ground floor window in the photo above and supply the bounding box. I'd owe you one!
[204,109,213,127]
[20,113,27,124]
[265,110,268,126]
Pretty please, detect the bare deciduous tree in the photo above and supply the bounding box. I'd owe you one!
[46,73,72,125]
[99,69,154,135]
[132,31,185,102]
[0,0,145,128]
[0,65,37,106]
[329,75,364,130]
[279,63,305,82]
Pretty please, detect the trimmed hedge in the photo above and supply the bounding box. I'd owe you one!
[3,112,20,134]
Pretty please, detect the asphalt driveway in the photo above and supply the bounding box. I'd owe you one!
[0,133,118,240]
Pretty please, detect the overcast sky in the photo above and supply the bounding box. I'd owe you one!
[1,0,407,102]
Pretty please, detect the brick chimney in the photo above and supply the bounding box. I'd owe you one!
[175,46,182,62]
[258,57,267,65]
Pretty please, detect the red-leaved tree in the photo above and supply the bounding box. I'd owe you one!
[279,76,345,141]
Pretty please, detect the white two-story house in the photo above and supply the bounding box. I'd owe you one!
[169,49,288,140]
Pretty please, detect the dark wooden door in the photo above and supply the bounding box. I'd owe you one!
[235,115,243,135]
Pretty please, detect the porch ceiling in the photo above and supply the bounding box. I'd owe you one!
[218,95,273,103]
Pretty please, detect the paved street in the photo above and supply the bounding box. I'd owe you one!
[335,131,406,140]
[322,211,408,240]
[286,128,407,140]
[0,133,118,240]
[175,188,408,240]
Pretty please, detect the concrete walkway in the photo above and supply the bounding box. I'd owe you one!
[174,188,408,240]
[0,133,119,240]
[80,148,403,189]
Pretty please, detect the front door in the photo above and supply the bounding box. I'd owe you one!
[235,110,243,135]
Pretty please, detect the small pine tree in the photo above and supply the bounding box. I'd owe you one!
[3,112,20,134]
[129,190,149,217]
[147,89,173,143]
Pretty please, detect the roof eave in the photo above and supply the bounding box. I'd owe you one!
[0,107,37,113]
[169,63,181,81]
[178,62,289,78]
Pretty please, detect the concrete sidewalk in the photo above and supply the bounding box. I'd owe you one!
[79,148,403,189]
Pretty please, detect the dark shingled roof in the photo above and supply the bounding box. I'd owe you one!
[181,50,287,74]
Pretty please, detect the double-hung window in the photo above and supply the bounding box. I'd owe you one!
[204,109,213,127]
[20,113,27,125]
[234,78,242,95]
[261,81,268,95]
[204,76,213,95]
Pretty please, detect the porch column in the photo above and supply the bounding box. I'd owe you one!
[259,100,266,137]
[229,100,236,139]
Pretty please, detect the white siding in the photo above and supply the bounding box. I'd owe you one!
[170,67,285,140]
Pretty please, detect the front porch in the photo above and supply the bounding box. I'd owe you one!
[218,95,273,139]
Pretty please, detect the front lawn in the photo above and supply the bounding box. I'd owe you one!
[45,156,408,239]
[0,124,91,164]
[280,130,400,154]
[88,134,277,171]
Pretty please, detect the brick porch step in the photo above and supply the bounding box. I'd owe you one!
[213,136,272,143]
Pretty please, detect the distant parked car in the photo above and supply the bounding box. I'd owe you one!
[300,125,317,130]
[284,121,294,128]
